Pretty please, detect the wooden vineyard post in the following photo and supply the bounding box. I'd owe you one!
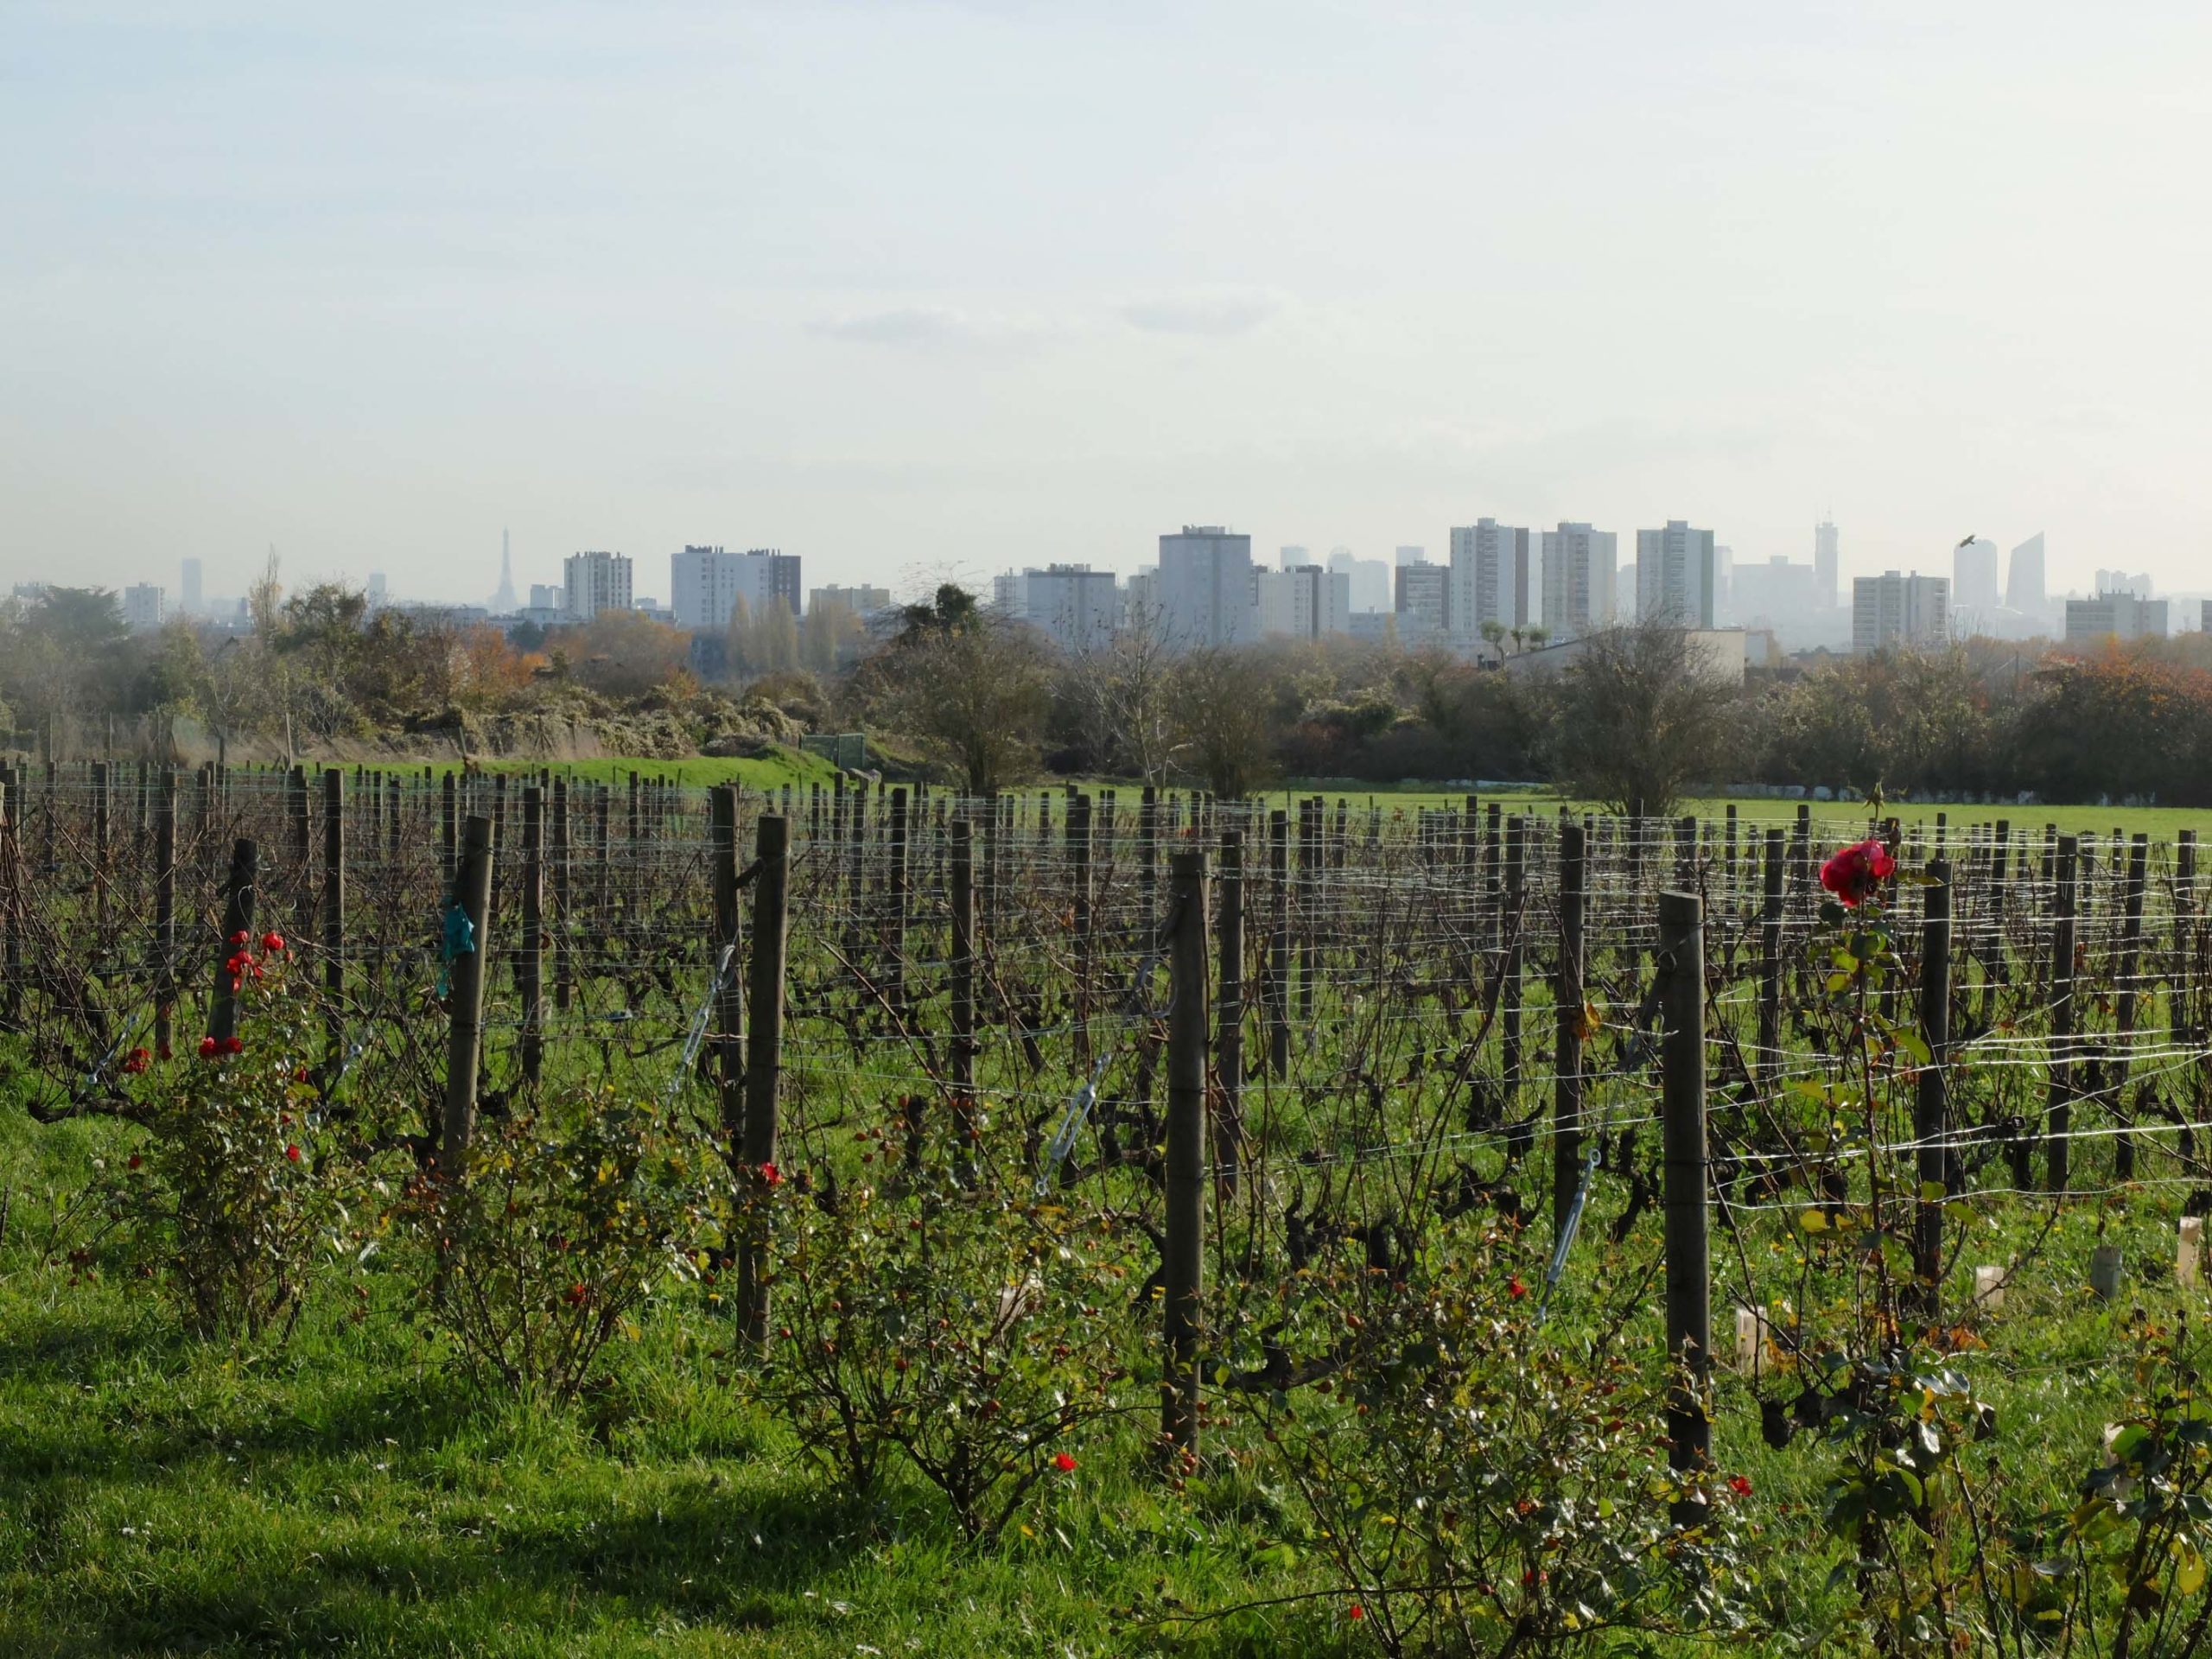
[1070,791,1092,1065]
[1758,829,1785,1089]
[1215,829,1244,1192]
[289,764,312,941]
[322,770,345,1071]
[441,773,458,892]
[442,816,494,1162]
[887,785,911,1023]
[0,775,19,1031]
[1914,861,1952,1306]
[1161,849,1209,1460]
[2110,835,2149,1180]
[552,779,573,1013]
[1141,784,1159,931]
[1268,808,1290,1078]
[950,817,977,1185]
[1296,798,1318,1025]
[207,838,260,1047]
[518,786,545,1087]
[709,785,747,1153]
[737,814,790,1349]
[2046,836,2079,1193]
[147,771,175,1054]
[1658,888,1711,1523]
[92,760,111,931]
[1554,821,1587,1236]
[1502,814,1526,1109]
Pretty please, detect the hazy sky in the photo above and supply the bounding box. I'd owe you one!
[5,1,2209,607]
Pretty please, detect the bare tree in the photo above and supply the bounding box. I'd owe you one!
[1545,620,1739,820]
[1061,608,1183,785]
[1170,646,1277,799]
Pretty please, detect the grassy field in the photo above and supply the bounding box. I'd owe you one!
[0,1081,2188,1656]
[423,746,843,795]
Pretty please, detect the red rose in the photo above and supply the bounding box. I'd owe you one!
[1508,1275,1528,1300]
[1348,1603,1365,1621]
[1819,838,1897,909]
[1052,1452,1077,1472]
[260,932,285,953]
[122,1047,150,1075]
[198,1036,219,1059]
[229,930,250,946]
[759,1162,783,1187]
[564,1282,589,1306]
[221,1036,244,1055]
[1727,1474,1753,1498]
[285,1144,302,1163]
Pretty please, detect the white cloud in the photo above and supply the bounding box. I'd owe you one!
[1117,289,1284,339]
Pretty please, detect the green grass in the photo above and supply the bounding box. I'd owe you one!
[1265,784,2209,842]
[2,1078,2192,1656]
[421,746,843,795]
[0,1116,1319,1657]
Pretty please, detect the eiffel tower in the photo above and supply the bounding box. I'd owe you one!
[491,527,518,613]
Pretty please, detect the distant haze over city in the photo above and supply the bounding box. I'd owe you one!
[5,3,2209,606]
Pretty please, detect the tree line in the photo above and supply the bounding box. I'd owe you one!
[6,577,2209,810]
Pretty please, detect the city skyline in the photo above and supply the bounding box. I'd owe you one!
[6,4,2211,606]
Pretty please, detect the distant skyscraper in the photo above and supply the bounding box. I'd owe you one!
[1814,520,1840,608]
[1448,519,1529,635]
[1952,538,2001,620]
[1327,549,1391,613]
[1853,571,1950,653]
[1157,526,1255,648]
[2007,533,2046,613]
[1636,520,1717,627]
[492,529,518,614]
[1395,545,1427,567]
[366,572,388,605]
[180,557,203,617]
[563,550,632,620]
[1540,523,1617,639]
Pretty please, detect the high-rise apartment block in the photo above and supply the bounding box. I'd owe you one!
[670,546,801,630]
[1449,519,1529,634]
[809,584,891,617]
[2065,592,2168,645]
[1852,571,1950,652]
[1255,564,1351,639]
[1394,559,1450,637]
[1011,563,1121,652]
[122,584,165,632]
[180,558,203,617]
[563,550,633,621]
[1814,520,1840,607]
[1540,523,1618,639]
[1157,526,1255,648]
[1636,521,1717,627]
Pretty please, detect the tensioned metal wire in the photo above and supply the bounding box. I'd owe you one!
[3,762,2207,1355]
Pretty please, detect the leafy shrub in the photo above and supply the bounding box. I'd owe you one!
[749,1168,1135,1541]
[402,1090,722,1403]
[111,934,368,1338]
[1249,1215,1751,1656]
